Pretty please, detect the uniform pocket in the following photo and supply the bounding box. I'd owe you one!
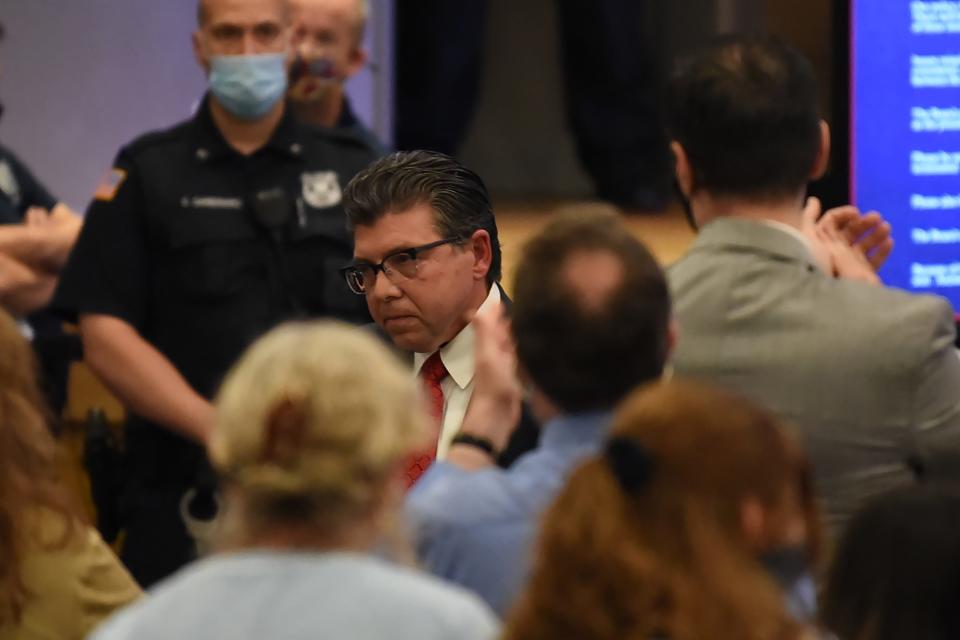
[162,209,264,301]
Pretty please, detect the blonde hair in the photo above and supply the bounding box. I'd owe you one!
[210,321,425,540]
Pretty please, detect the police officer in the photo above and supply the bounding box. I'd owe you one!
[0,141,80,319]
[51,0,378,587]
[0,20,83,415]
[0,140,82,416]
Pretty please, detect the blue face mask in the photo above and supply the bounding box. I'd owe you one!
[208,53,288,120]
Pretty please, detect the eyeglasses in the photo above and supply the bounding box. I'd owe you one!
[341,237,464,295]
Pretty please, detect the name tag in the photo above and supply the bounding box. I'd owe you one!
[180,196,244,210]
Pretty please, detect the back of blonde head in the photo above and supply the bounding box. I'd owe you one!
[210,321,425,540]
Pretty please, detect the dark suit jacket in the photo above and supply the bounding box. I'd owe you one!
[368,282,540,467]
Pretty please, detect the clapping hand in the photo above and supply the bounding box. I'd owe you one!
[802,197,892,281]
[465,306,522,450]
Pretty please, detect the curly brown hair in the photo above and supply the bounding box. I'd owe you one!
[504,381,822,640]
[0,310,79,624]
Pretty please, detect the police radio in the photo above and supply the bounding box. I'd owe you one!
[250,187,291,237]
[249,187,304,315]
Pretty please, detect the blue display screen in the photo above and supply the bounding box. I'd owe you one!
[853,1,960,310]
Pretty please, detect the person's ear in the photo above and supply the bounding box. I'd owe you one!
[810,120,831,181]
[469,230,493,281]
[344,45,368,79]
[192,31,208,71]
[671,141,694,199]
[666,319,679,358]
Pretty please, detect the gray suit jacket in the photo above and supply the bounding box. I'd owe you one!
[669,217,960,536]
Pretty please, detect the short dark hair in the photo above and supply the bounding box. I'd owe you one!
[197,0,291,28]
[667,35,822,200]
[343,151,502,285]
[512,210,670,413]
[197,0,213,26]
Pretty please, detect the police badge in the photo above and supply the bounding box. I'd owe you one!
[300,171,342,209]
[0,160,21,207]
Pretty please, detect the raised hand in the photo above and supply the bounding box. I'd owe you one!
[803,197,893,273]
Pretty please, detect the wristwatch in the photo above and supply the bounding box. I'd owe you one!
[450,433,498,458]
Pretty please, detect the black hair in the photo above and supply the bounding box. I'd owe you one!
[342,150,502,285]
[667,34,822,201]
[821,487,960,640]
[512,209,670,413]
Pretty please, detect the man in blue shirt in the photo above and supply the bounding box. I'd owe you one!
[406,208,674,615]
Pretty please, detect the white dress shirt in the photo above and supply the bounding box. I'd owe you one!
[413,285,501,459]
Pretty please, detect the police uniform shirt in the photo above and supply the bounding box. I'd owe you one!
[52,98,378,404]
[0,143,64,342]
[0,143,58,223]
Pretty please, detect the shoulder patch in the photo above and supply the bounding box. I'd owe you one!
[94,168,127,202]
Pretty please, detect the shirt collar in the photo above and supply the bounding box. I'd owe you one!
[540,411,613,450]
[758,219,819,268]
[692,217,820,272]
[191,94,306,162]
[413,285,502,389]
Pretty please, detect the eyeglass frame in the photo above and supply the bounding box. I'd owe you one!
[340,236,466,295]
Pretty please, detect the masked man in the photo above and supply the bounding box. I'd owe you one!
[52,0,379,586]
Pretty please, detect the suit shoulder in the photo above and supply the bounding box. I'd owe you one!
[878,288,955,344]
[831,279,952,325]
[667,250,725,286]
[825,280,956,360]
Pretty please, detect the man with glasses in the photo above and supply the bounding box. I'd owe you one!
[51,0,379,586]
[342,150,537,482]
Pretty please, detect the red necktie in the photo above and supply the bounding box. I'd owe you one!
[406,352,448,487]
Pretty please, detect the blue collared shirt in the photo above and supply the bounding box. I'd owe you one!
[405,412,612,616]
